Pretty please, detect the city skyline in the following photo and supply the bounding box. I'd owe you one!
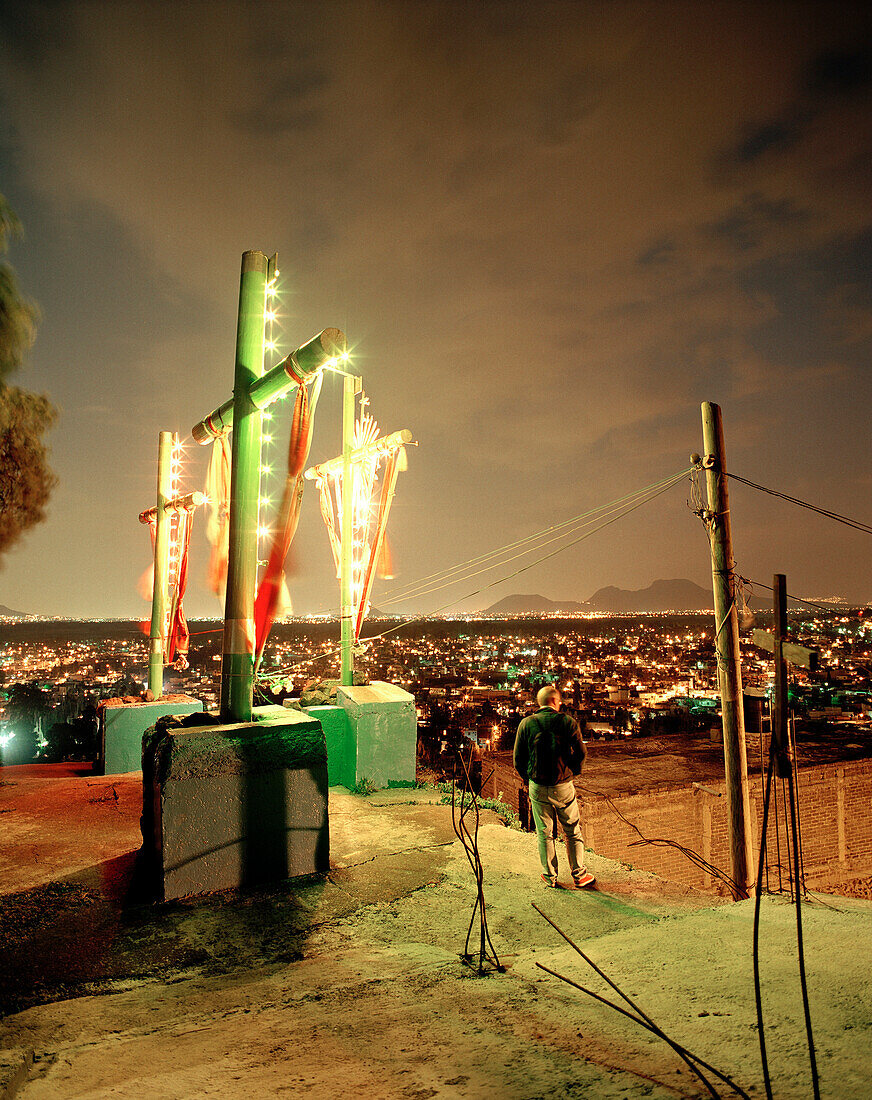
[1,1,871,618]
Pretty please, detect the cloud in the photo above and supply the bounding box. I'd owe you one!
[1,1,872,611]
[706,193,811,253]
[731,120,803,165]
[805,46,872,100]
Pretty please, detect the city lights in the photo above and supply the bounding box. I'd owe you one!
[3,609,871,764]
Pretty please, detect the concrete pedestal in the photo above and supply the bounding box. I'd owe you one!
[306,704,353,788]
[98,696,203,775]
[143,705,329,901]
[306,681,416,790]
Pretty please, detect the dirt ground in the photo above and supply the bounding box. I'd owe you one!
[1,770,871,1098]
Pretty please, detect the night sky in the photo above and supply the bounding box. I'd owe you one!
[1,1,871,619]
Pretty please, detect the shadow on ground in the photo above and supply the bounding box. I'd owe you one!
[0,792,460,1016]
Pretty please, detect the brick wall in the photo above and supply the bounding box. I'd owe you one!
[482,755,872,894]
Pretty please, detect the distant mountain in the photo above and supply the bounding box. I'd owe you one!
[587,579,712,613]
[483,594,592,615]
[0,604,27,618]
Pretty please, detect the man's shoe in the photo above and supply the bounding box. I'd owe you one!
[572,872,596,889]
[541,873,558,888]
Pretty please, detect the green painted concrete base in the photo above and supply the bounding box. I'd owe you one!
[306,705,353,787]
[99,697,203,775]
[143,706,329,901]
[306,681,416,790]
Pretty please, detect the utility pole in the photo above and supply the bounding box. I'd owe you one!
[701,401,753,898]
[221,251,270,723]
[772,573,791,779]
[147,431,173,699]
[753,574,818,777]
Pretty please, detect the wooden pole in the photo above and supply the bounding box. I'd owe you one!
[772,573,792,779]
[701,401,753,898]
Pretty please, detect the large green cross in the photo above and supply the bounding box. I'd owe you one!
[191,251,345,722]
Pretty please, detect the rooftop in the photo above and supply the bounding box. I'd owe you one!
[0,763,870,1098]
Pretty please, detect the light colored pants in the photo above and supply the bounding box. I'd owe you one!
[529,779,586,882]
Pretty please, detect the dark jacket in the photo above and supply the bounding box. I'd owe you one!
[513,707,586,786]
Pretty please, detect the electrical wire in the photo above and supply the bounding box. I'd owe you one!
[740,577,860,617]
[388,472,688,617]
[752,740,776,1100]
[378,466,694,607]
[257,640,346,681]
[452,750,503,973]
[712,593,737,673]
[752,642,820,1100]
[532,907,718,1097]
[789,715,809,898]
[261,464,693,628]
[532,905,752,1099]
[754,750,821,1100]
[786,752,821,1099]
[261,467,692,680]
[535,964,727,1098]
[727,473,872,537]
[577,784,740,896]
[443,475,687,606]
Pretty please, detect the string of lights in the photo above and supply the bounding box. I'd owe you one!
[159,433,186,654]
[257,272,282,584]
[166,433,182,614]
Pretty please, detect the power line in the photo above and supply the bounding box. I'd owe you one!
[261,467,691,677]
[577,783,739,895]
[741,577,863,616]
[359,473,687,645]
[273,464,695,623]
[380,467,694,609]
[728,473,872,537]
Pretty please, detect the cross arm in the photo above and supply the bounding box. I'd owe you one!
[752,628,819,671]
[304,429,413,480]
[191,327,346,444]
[138,490,206,525]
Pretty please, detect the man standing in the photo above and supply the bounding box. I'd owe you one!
[514,684,595,889]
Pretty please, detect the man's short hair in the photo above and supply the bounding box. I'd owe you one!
[537,684,560,708]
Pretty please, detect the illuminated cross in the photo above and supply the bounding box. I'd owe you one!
[304,373,412,687]
[138,431,205,698]
[190,250,346,723]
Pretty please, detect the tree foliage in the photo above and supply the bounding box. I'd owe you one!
[0,192,56,558]
[4,680,51,731]
[0,385,57,554]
